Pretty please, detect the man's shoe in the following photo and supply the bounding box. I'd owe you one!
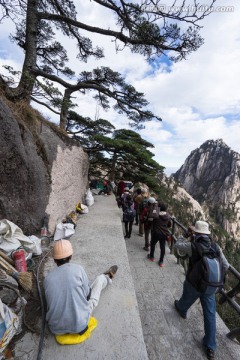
[206,348,215,360]
[159,262,164,267]
[138,233,144,237]
[143,246,149,251]
[104,265,118,279]
[174,300,187,319]
[147,254,155,261]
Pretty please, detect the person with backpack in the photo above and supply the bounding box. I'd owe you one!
[141,197,156,251]
[174,220,229,360]
[120,187,130,207]
[122,194,136,238]
[117,180,126,197]
[147,202,171,265]
[138,189,149,237]
[133,188,142,225]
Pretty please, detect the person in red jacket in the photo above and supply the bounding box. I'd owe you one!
[117,180,126,197]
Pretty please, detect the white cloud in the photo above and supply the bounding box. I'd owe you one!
[130,0,240,170]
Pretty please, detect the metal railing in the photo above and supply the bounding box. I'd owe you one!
[169,217,240,343]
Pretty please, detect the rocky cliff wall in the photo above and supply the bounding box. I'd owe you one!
[0,97,89,235]
[173,139,240,241]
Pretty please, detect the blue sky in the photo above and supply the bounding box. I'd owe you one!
[0,0,240,175]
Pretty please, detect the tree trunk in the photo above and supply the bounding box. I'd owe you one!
[60,88,74,129]
[109,152,117,180]
[6,0,38,102]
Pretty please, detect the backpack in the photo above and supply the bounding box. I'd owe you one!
[117,197,122,208]
[148,202,159,221]
[187,241,225,295]
[139,198,148,213]
[121,193,129,208]
[123,206,136,222]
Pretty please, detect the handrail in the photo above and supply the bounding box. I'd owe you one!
[169,217,240,343]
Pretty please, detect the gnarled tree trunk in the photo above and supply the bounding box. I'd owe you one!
[5,0,38,102]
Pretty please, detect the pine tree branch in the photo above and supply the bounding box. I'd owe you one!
[30,96,61,115]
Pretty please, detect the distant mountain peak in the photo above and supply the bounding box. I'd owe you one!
[173,139,240,241]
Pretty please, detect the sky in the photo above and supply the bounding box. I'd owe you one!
[0,0,240,175]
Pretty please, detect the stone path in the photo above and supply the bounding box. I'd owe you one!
[125,220,240,360]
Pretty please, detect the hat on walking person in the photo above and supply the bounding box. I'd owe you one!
[193,221,211,235]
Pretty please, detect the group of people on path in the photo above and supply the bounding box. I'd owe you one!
[120,186,172,267]
[43,181,230,360]
[118,183,229,360]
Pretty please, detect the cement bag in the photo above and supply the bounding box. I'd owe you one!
[0,299,19,352]
[28,235,42,256]
[0,219,36,254]
[78,204,89,214]
[54,223,75,241]
[76,202,88,214]
[85,189,94,207]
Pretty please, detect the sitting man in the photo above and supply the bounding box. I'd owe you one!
[44,239,118,335]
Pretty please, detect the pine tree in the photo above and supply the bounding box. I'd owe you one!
[0,0,216,128]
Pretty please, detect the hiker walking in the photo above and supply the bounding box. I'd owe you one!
[44,239,118,335]
[138,188,148,237]
[174,221,229,360]
[142,197,156,251]
[120,187,130,207]
[133,188,142,226]
[122,193,136,238]
[117,180,126,197]
[147,202,171,265]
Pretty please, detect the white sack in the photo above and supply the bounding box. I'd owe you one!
[0,219,37,254]
[53,222,75,241]
[78,204,89,214]
[85,188,94,207]
[28,235,42,256]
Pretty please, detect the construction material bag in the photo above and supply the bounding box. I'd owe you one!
[76,204,88,214]
[53,223,75,241]
[76,202,83,213]
[0,299,20,352]
[188,242,225,295]
[85,189,94,207]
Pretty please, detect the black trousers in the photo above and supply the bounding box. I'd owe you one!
[124,221,133,237]
[149,233,167,262]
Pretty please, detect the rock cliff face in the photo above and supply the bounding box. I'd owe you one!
[173,139,240,241]
[0,97,89,235]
